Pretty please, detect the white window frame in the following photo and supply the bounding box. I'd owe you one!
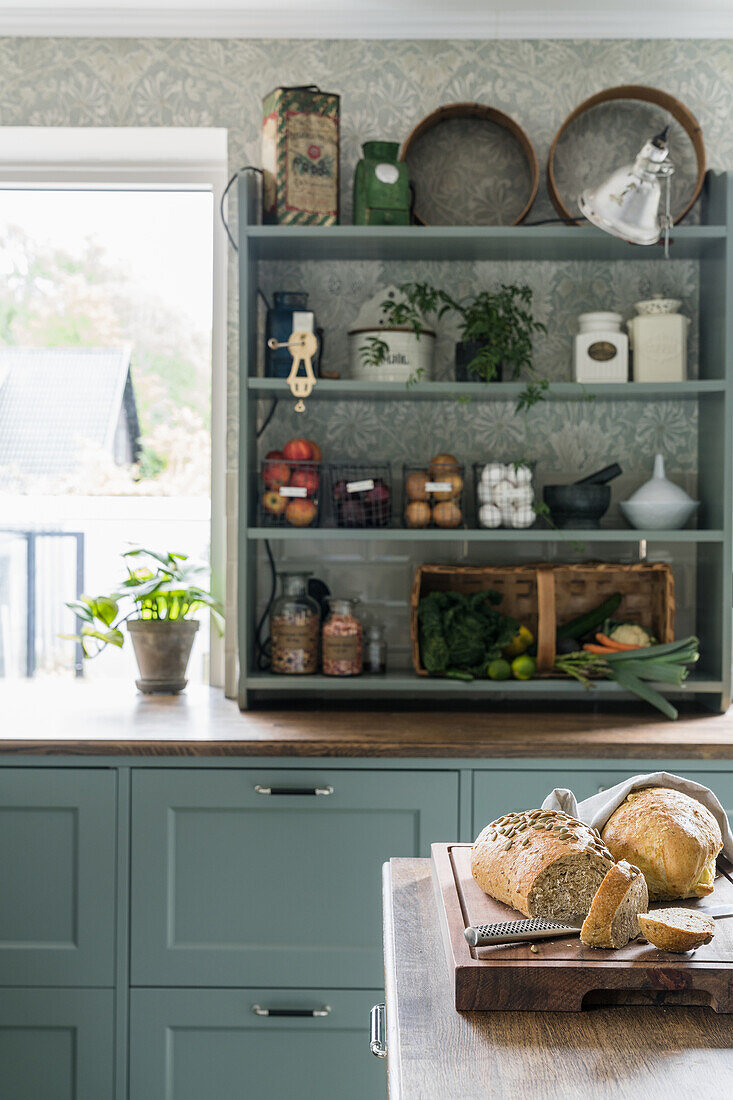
[0,127,229,687]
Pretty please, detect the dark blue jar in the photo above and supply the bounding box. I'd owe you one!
[265,292,321,379]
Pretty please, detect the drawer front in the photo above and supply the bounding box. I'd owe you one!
[0,769,116,985]
[0,988,114,1100]
[129,987,386,1100]
[473,766,733,836]
[131,768,458,987]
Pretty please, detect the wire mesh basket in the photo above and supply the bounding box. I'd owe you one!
[473,461,536,528]
[327,463,393,527]
[402,461,466,529]
[258,457,321,528]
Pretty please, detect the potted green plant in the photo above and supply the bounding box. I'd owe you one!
[374,281,548,409]
[64,548,223,694]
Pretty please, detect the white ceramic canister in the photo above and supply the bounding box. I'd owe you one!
[348,327,435,383]
[627,298,689,383]
[348,284,435,383]
[573,312,629,383]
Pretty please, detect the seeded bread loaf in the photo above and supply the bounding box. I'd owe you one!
[471,808,616,921]
[580,860,649,949]
[637,907,715,952]
[601,788,723,901]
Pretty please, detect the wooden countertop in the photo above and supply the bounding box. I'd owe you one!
[383,857,733,1099]
[2,680,733,758]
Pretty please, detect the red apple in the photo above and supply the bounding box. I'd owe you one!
[283,438,313,462]
[305,440,323,463]
[262,459,290,489]
[290,468,319,497]
[262,490,287,516]
[286,498,317,527]
[331,478,349,503]
[265,449,284,460]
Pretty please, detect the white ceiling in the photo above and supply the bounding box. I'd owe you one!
[2,0,733,39]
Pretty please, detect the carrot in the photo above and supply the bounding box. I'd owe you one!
[595,633,642,651]
[583,643,618,654]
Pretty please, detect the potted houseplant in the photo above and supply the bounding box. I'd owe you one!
[374,281,548,409]
[64,547,223,694]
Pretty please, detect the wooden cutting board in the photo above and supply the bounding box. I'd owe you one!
[431,843,733,1012]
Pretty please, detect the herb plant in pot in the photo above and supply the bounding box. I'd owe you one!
[64,548,223,694]
[376,281,548,408]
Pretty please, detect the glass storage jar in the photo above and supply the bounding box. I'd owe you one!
[270,571,319,674]
[322,597,363,676]
[363,622,387,674]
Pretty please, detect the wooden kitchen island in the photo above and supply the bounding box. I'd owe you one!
[382,857,733,1100]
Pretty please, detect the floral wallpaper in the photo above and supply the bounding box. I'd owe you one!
[0,36,730,683]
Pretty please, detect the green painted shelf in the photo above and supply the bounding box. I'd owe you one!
[244,672,723,695]
[238,171,733,710]
[245,223,726,263]
[247,527,723,543]
[247,378,725,402]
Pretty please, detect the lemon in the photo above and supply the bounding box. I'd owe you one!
[504,624,534,658]
[511,654,536,680]
[488,658,511,681]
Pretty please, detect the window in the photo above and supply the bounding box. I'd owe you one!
[0,128,228,686]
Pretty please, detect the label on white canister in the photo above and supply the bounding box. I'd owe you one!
[588,340,618,361]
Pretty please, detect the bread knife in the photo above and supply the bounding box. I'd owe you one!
[465,904,733,947]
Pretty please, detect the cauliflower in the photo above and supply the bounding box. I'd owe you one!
[609,622,654,647]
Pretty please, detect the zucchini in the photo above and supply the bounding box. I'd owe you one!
[556,593,622,641]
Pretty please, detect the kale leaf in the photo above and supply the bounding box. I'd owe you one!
[417,589,519,680]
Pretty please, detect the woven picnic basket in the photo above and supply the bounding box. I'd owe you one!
[410,562,674,676]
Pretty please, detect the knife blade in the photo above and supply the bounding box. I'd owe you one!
[465,905,733,947]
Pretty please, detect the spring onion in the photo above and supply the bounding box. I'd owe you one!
[553,636,700,720]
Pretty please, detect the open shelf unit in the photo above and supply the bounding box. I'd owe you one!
[238,172,733,711]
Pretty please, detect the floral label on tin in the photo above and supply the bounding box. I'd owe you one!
[285,111,338,215]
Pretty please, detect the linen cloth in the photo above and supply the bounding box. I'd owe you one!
[542,771,733,860]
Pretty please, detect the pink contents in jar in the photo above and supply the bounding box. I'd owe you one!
[322,597,362,676]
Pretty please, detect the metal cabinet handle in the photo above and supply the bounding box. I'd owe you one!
[254,784,334,797]
[370,1003,387,1058]
[251,1004,331,1018]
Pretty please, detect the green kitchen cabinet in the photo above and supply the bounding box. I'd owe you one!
[130,767,458,988]
[0,769,117,986]
[0,988,114,1100]
[129,987,386,1100]
[472,765,733,836]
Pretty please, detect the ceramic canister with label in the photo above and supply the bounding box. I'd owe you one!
[573,312,629,383]
[627,298,690,383]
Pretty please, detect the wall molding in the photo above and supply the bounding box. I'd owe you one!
[1,6,732,40]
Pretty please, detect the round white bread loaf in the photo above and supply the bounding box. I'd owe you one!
[580,859,649,949]
[471,808,615,921]
[601,787,723,901]
[637,907,715,952]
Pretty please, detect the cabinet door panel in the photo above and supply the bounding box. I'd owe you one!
[0,769,116,985]
[473,766,733,837]
[0,988,114,1100]
[130,988,385,1100]
[131,768,458,987]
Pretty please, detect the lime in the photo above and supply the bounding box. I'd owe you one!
[503,624,534,658]
[488,658,511,681]
[511,654,536,680]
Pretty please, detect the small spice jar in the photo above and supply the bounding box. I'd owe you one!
[322,597,362,676]
[270,571,319,674]
[363,623,387,674]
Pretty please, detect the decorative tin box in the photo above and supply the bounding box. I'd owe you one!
[261,86,340,226]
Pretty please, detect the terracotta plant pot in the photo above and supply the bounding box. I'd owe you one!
[127,619,199,694]
[454,340,503,383]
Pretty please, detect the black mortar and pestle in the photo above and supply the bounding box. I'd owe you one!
[542,464,622,529]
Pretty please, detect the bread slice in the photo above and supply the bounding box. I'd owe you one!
[637,908,715,952]
[471,808,616,921]
[580,860,649,949]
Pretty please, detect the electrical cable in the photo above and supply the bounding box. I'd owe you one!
[256,397,278,440]
[220,165,263,252]
[254,538,277,670]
